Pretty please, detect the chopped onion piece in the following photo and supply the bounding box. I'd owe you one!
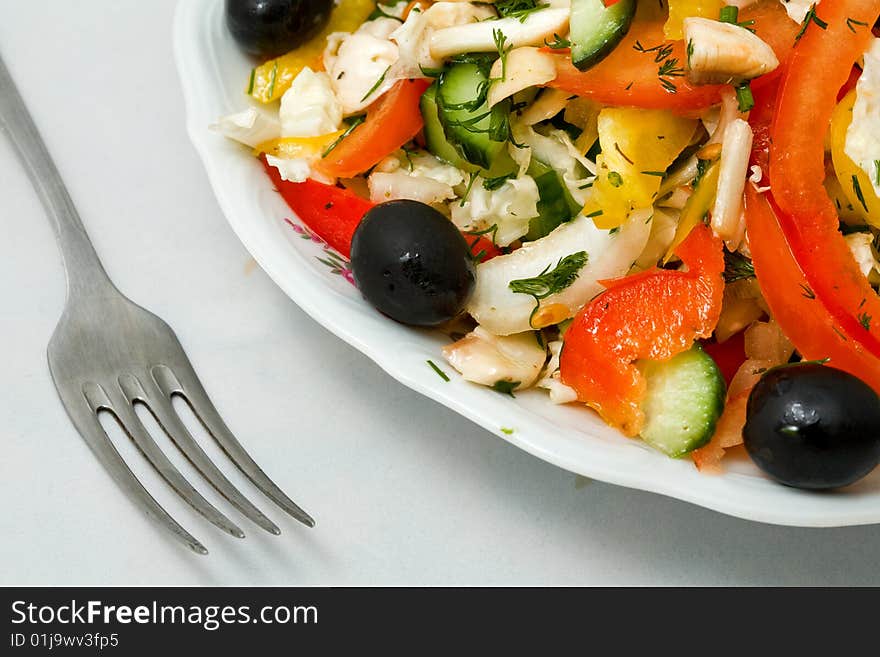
[711,118,753,246]
[442,327,547,389]
[517,89,571,126]
[488,47,557,108]
[429,8,570,59]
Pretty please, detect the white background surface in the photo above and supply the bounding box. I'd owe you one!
[2,0,879,586]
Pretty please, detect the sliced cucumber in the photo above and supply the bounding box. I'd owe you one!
[640,344,726,458]
[524,158,583,241]
[570,0,637,72]
[437,62,511,169]
[526,160,573,240]
[421,82,472,170]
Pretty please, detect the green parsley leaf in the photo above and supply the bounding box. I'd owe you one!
[492,380,521,397]
[509,252,589,301]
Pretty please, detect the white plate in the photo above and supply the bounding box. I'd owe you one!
[173,0,880,527]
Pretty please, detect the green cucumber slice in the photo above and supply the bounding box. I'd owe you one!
[524,158,583,241]
[421,82,472,170]
[437,62,511,169]
[570,0,637,72]
[640,344,727,458]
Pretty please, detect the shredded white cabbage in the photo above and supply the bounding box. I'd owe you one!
[845,232,880,281]
[536,340,579,404]
[845,38,880,199]
[210,107,280,149]
[450,175,540,247]
[279,67,342,137]
[369,150,465,204]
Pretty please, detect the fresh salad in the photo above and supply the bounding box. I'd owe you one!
[215,0,880,490]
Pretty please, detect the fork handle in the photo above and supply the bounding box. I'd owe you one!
[0,52,113,297]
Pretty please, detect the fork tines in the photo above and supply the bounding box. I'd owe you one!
[53,355,313,556]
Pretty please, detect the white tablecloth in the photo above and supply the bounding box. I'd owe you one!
[2,0,879,585]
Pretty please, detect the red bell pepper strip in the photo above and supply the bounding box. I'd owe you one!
[765,0,880,359]
[559,225,724,436]
[315,78,431,180]
[770,0,877,217]
[745,186,880,392]
[745,55,880,393]
[837,65,862,102]
[263,157,373,258]
[700,331,746,387]
[467,235,503,263]
[546,0,798,112]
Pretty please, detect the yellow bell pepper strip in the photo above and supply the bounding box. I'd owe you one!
[665,158,720,259]
[252,131,345,158]
[830,90,880,227]
[582,107,698,229]
[247,0,376,104]
[663,0,725,40]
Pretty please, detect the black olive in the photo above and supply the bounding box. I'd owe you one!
[743,363,880,490]
[225,0,333,59]
[350,200,476,327]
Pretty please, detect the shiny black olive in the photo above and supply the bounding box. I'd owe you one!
[743,363,880,490]
[350,200,476,327]
[225,0,333,59]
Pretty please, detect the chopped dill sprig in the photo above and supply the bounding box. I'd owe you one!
[321,115,366,157]
[427,360,450,382]
[795,4,828,42]
[846,16,868,33]
[360,65,391,103]
[510,252,589,326]
[852,175,869,212]
[494,0,548,22]
[735,82,754,112]
[483,171,517,191]
[493,29,513,81]
[544,33,571,49]
[723,250,755,283]
[459,171,479,207]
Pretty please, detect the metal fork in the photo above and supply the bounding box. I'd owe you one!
[0,53,313,555]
